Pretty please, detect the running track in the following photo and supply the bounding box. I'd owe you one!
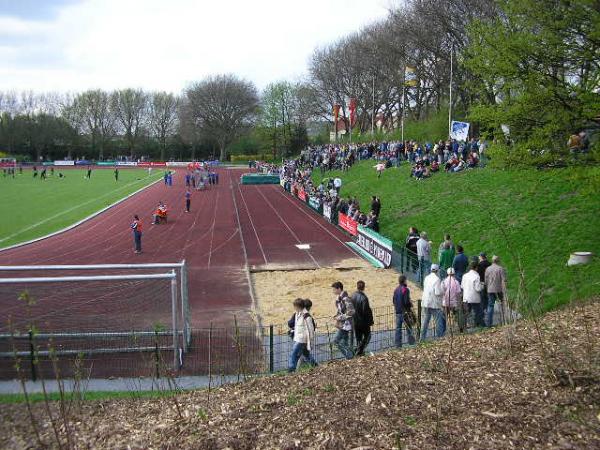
[0,168,358,332]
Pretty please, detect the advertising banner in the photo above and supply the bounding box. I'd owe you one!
[166,161,189,167]
[298,188,307,202]
[116,161,138,166]
[323,204,332,221]
[75,160,92,166]
[308,196,322,213]
[54,160,75,166]
[338,213,358,236]
[96,161,116,166]
[356,225,393,268]
[137,162,166,167]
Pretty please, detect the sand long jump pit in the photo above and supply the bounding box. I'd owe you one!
[250,258,423,328]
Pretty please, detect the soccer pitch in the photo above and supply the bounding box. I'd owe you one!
[0,168,163,249]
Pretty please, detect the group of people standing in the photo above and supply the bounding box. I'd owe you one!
[287,251,507,372]
[410,231,508,338]
[287,280,375,372]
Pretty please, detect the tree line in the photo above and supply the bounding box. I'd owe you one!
[1,0,598,163]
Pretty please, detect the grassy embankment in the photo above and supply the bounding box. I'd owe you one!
[314,161,600,312]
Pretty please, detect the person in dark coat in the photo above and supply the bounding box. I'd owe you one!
[350,280,374,356]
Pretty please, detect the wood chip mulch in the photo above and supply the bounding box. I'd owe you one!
[2,299,599,449]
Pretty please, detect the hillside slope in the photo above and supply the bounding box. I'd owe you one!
[2,300,599,449]
[314,163,600,312]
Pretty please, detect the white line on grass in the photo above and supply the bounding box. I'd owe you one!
[0,175,162,252]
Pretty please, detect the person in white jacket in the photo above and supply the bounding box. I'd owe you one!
[421,264,445,340]
[461,261,485,327]
[288,298,317,372]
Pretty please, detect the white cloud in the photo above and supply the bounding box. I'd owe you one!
[0,0,390,93]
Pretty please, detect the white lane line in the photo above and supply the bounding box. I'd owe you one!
[206,189,221,270]
[253,185,321,269]
[236,184,268,265]
[271,185,360,259]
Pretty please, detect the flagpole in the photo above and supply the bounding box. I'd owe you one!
[448,45,453,137]
[401,66,406,144]
[371,75,375,135]
[349,98,352,145]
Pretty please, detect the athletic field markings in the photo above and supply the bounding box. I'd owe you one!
[0,174,161,248]
[236,183,268,265]
[206,189,221,270]
[271,185,361,260]
[252,185,321,269]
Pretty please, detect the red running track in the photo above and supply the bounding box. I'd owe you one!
[0,168,360,377]
[0,169,358,330]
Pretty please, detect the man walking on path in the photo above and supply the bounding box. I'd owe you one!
[421,264,444,340]
[485,255,508,327]
[351,281,374,356]
[130,215,142,254]
[393,275,416,347]
[462,261,485,327]
[288,298,317,372]
[332,281,355,360]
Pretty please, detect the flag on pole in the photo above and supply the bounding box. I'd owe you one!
[349,98,357,127]
[450,121,470,141]
[405,66,418,87]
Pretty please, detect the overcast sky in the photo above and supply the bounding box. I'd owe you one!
[0,0,390,93]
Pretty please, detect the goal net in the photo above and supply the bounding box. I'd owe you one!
[0,262,190,380]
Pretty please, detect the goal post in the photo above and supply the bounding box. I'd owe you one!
[0,261,191,379]
[0,260,191,352]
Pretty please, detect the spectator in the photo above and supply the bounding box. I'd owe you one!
[452,245,469,282]
[392,275,416,347]
[351,280,374,356]
[405,226,420,272]
[485,255,508,327]
[371,195,381,217]
[332,281,355,360]
[416,231,432,279]
[438,233,454,256]
[439,242,455,278]
[461,261,485,327]
[421,264,444,340]
[441,267,464,332]
[288,298,317,372]
[477,253,492,320]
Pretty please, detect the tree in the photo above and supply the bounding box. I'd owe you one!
[464,0,600,154]
[149,92,179,161]
[185,74,259,161]
[111,89,148,158]
[70,90,114,159]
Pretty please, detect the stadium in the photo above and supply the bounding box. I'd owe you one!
[1,0,599,448]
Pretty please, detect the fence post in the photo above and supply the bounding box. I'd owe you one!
[180,260,190,352]
[269,325,274,373]
[28,329,36,382]
[417,299,422,339]
[170,273,180,370]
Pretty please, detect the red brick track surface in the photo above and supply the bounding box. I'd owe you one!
[0,168,358,377]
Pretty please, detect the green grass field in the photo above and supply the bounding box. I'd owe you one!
[314,162,600,312]
[0,168,162,249]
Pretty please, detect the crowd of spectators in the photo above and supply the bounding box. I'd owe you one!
[276,140,507,371]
